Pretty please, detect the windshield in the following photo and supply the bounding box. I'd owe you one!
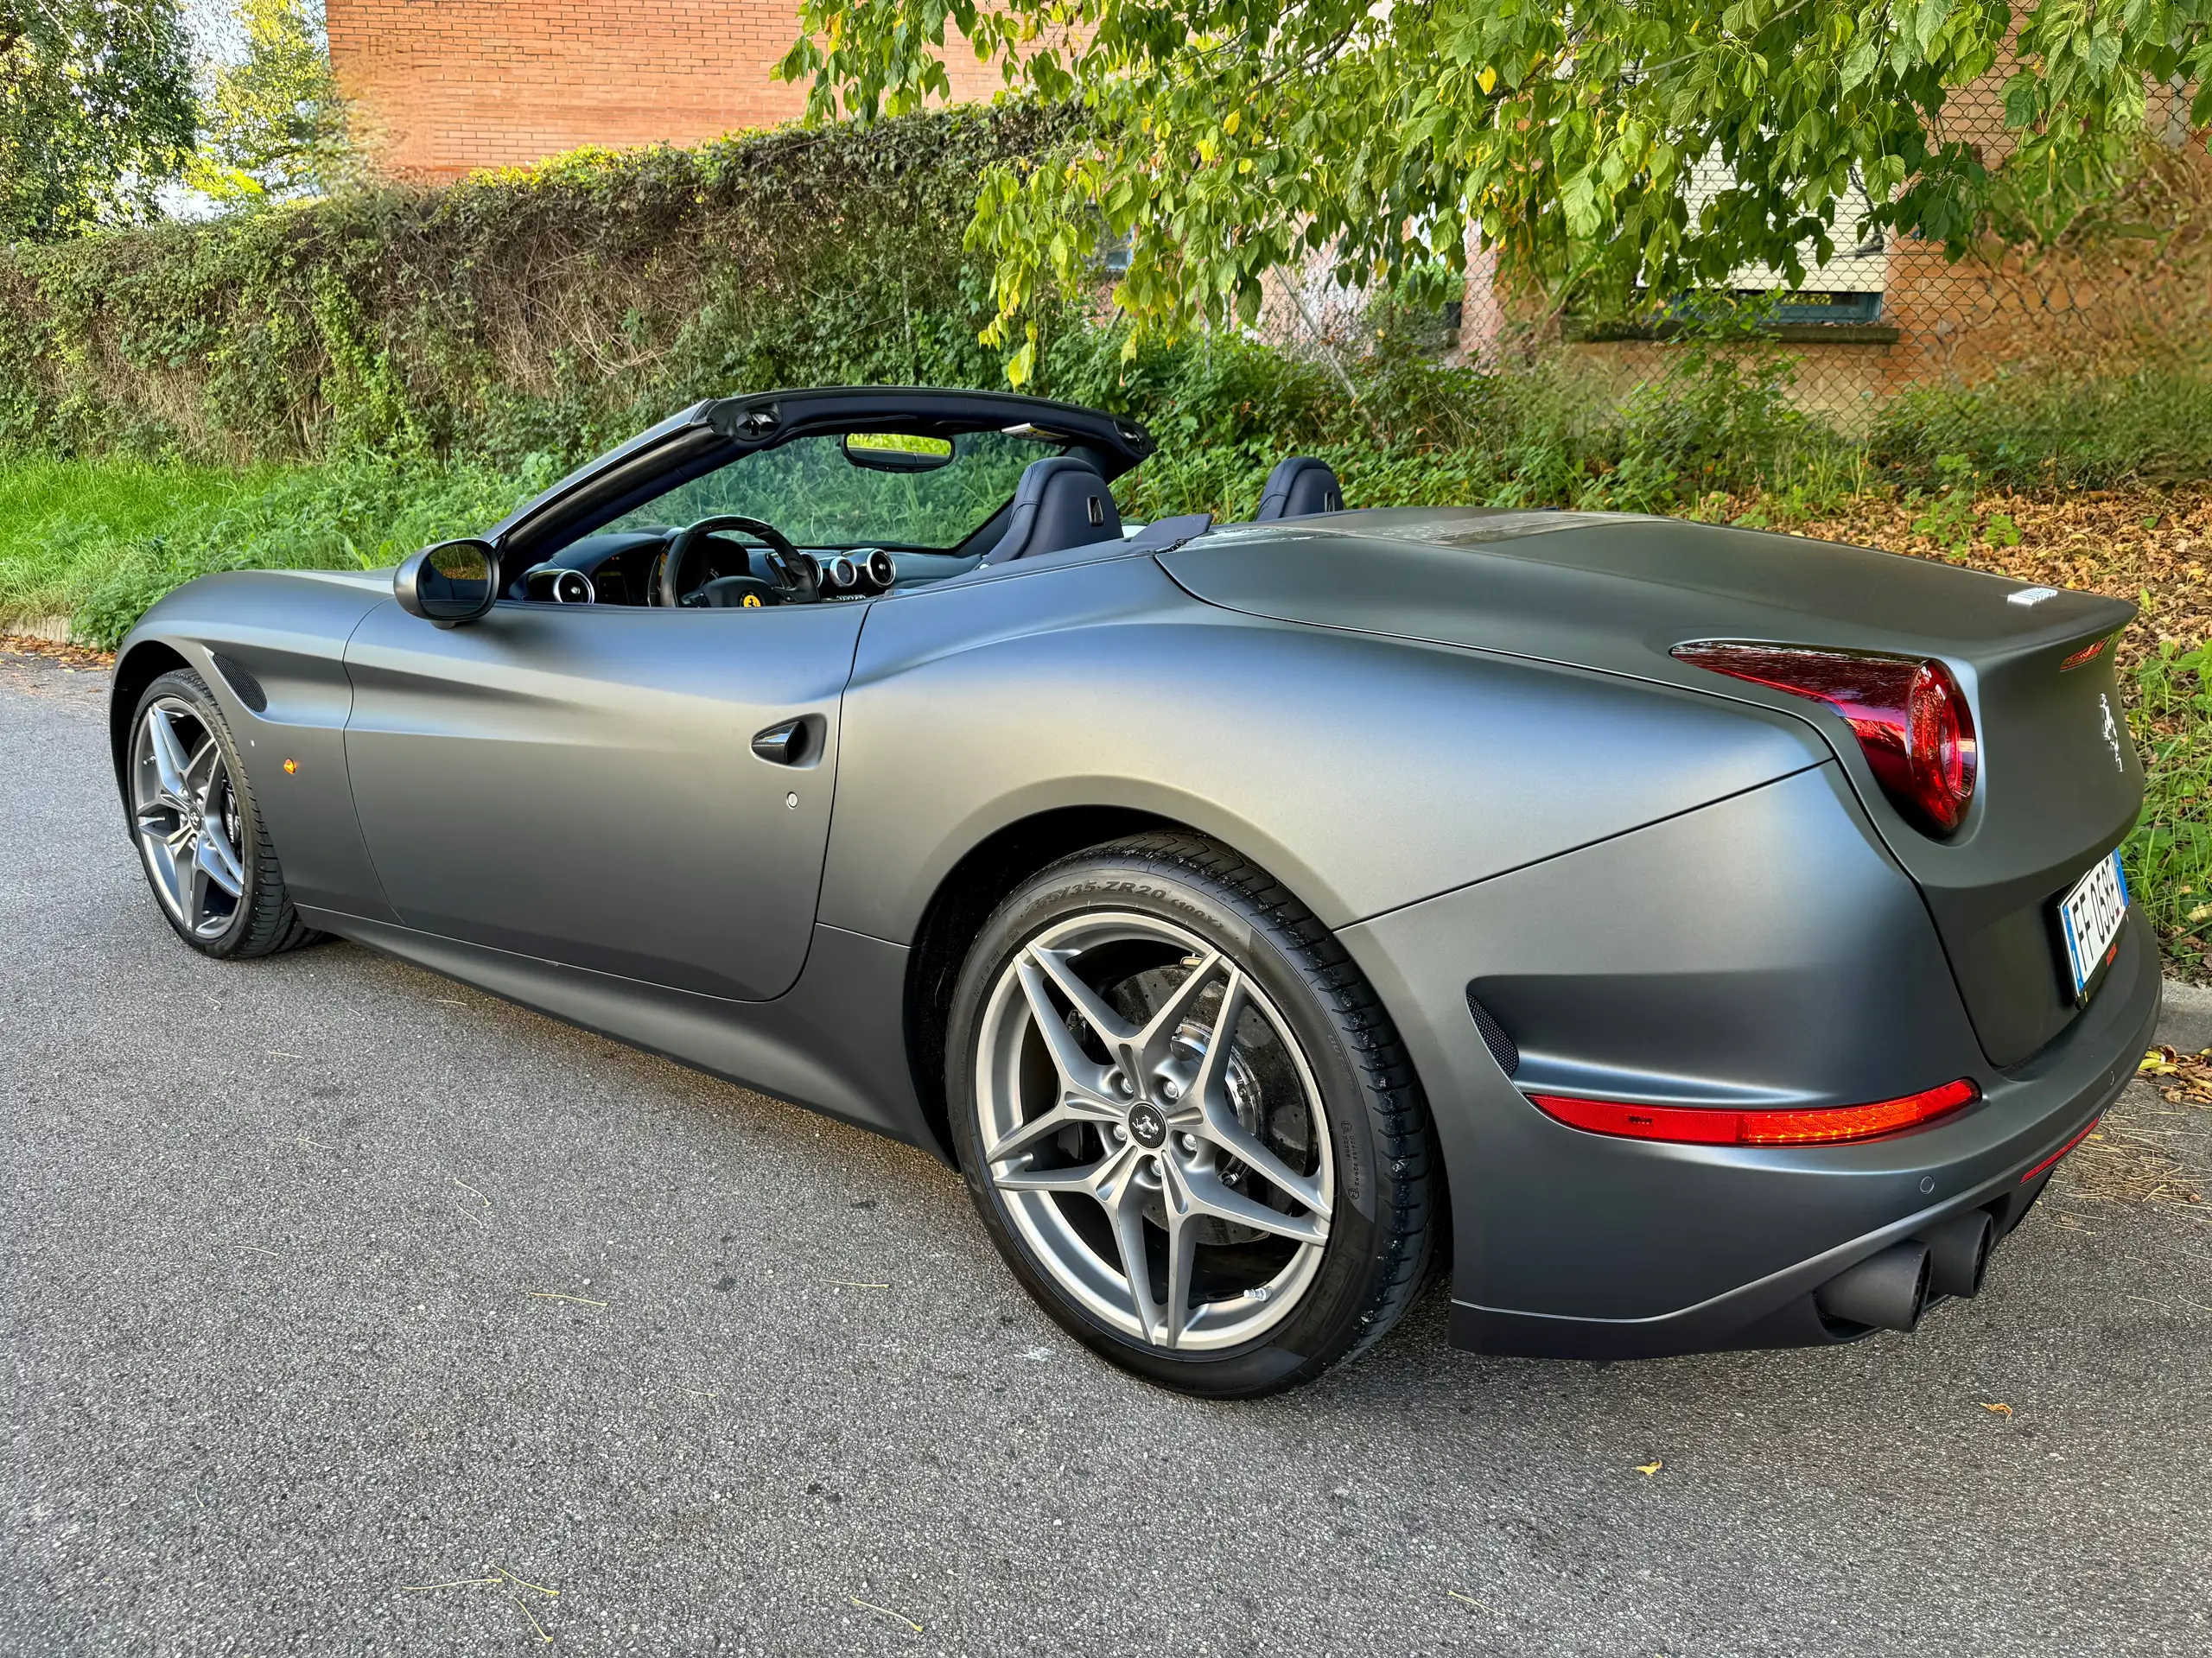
[603,429,1060,551]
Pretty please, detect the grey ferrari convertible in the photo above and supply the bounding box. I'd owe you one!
[110,385,2158,1396]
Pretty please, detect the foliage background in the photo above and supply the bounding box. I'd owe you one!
[0,110,1059,467]
[0,0,198,239]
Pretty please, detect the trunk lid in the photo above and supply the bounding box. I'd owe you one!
[1160,508,2143,1065]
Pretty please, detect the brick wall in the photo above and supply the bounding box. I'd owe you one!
[326,0,1010,177]
[1458,74,2204,407]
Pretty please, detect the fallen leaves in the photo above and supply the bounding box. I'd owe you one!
[2139,1045,2212,1104]
[0,633,113,668]
[1981,1401,2015,1416]
[1777,486,2212,683]
[2067,1052,2212,1204]
[1634,1459,1663,1476]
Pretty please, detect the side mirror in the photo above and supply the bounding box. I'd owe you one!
[396,538,499,626]
[842,431,955,473]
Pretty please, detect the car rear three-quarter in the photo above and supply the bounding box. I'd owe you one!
[1159,508,2157,1355]
[99,390,2160,1394]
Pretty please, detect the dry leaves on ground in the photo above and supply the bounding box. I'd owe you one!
[2139,1045,2212,1104]
[1781,486,2212,667]
[2062,1051,2212,1208]
[1,633,113,668]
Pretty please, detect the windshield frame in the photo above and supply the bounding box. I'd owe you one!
[596,427,1077,556]
[489,387,1154,564]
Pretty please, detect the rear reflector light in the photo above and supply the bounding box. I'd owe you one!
[2020,1115,2100,1182]
[1672,642,1979,835]
[1529,1077,1980,1146]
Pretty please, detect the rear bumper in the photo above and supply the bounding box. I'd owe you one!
[1455,931,2152,1359]
[1338,767,2162,1360]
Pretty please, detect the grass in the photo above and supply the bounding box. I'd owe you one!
[2130,642,2212,981]
[0,454,547,650]
[1870,362,2212,491]
[0,458,279,632]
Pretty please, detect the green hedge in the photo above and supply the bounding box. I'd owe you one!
[0,108,1067,468]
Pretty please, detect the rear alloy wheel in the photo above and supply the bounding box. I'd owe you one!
[129,668,319,959]
[949,834,1435,1396]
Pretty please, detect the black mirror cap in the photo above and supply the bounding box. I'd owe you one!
[396,538,499,626]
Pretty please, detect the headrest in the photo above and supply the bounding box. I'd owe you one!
[1255,455,1344,520]
[980,456,1123,565]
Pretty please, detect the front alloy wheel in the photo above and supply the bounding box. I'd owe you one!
[132,694,248,942]
[950,834,1435,1397]
[125,667,319,959]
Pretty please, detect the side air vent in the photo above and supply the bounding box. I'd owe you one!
[1464,989,1520,1077]
[210,652,268,714]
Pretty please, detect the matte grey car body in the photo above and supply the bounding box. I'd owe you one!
[110,388,2159,1368]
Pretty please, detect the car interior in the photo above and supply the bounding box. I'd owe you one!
[503,424,1347,611]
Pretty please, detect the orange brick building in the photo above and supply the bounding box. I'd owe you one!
[325,0,1006,178]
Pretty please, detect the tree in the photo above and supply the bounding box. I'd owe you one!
[781,0,2212,380]
[186,0,352,202]
[0,0,197,240]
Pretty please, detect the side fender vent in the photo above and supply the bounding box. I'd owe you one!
[211,652,268,715]
[1464,989,1520,1077]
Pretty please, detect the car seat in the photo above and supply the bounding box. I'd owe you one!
[1255,455,1344,520]
[980,456,1123,564]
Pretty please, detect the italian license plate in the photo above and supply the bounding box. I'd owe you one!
[2057,850,2129,1003]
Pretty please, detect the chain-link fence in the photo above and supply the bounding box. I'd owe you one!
[1262,74,2209,431]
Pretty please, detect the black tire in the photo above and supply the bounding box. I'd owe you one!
[126,668,321,959]
[947,832,1436,1397]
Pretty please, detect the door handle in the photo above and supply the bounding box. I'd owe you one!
[750,718,812,765]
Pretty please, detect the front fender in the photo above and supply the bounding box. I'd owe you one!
[112,568,395,919]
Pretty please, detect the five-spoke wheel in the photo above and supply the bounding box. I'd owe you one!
[975,912,1336,1351]
[131,694,247,941]
[950,834,1435,1397]
[125,668,318,959]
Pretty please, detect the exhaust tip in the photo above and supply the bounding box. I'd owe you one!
[1923,1209,1995,1299]
[1815,1242,1932,1333]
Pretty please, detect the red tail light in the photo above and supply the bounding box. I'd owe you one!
[1672,642,1979,835]
[1530,1077,1980,1147]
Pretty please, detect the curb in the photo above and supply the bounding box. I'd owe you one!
[2158,976,2212,1055]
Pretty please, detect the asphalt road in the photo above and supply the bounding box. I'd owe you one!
[5,648,2210,1658]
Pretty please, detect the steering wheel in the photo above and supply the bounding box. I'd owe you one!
[658,515,812,608]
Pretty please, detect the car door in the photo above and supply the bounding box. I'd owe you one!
[341,596,865,1001]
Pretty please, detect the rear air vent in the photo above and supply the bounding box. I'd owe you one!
[1465,990,1520,1076]
[211,653,268,714]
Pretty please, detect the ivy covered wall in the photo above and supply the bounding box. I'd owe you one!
[0,108,1065,468]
